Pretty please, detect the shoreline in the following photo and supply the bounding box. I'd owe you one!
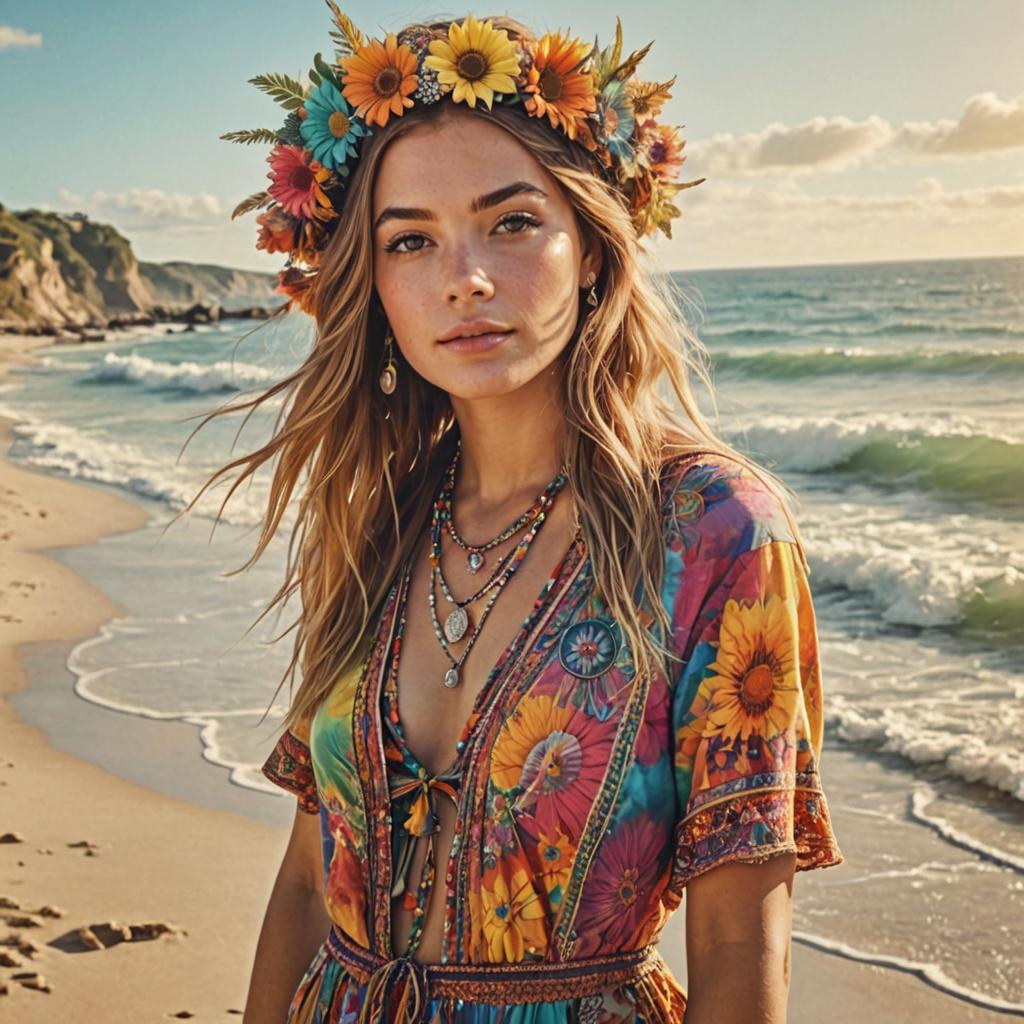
[0,334,291,1018]
[0,332,1016,1020]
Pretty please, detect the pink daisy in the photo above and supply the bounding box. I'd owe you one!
[266,144,333,220]
[573,814,669,956]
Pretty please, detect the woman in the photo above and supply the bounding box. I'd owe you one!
[205,6,844,1022]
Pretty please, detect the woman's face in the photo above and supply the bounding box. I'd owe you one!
[371,109,600,401]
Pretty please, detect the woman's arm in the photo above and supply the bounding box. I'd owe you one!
[243,805,333,1024]
[683,852,796,1024]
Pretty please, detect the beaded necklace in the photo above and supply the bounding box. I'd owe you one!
[429,464,568,689]
[439,438,553,574]
[380,460,568,956]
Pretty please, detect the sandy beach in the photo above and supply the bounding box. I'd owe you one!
[0,332,1016,1021]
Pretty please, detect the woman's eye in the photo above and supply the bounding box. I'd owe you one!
[497,212,542,234]
[381,213,541,255]
[383,233,427,255]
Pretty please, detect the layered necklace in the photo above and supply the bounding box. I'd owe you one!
[428,442,568,689]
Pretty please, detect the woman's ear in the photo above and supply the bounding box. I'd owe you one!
[579,235,604,288]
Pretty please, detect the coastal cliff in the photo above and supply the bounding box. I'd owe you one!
[0,204,280,333]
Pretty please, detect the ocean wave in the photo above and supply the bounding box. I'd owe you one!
[732,415,1023,507]
[829,695,1024,804]
[748,287,828,303]
[0,408,267,527]
[703,320,1024,344]
[86,351,278,394]
[699,325,791,342]
[791,929,1024,1015]
[888,319,1024,339]
[806,529,1024,637]
[910,786,1024,872]
[713,347,1024,380]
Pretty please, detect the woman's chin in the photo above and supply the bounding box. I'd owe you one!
[437,363,546,403]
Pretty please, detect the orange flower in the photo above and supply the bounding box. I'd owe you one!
[294,217,331,267]
[255,206,297,255]
[522,32,596,139]
[340,33,418,127]
[276,266,317,315]
[638,121,687,181]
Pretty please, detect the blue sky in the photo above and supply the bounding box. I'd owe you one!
[1,0,1021,272]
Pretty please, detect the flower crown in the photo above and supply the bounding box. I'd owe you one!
[222,1,706,314]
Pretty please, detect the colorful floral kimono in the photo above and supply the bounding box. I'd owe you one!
[261,454,845,1023]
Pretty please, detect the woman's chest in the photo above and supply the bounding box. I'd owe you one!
[307,546,680,960]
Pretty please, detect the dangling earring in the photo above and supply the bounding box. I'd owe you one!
[585,272,599,308]
[379,326,397,395]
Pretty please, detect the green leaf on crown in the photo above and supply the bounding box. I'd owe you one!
[219,128,282,146]
[325,0,366,60]
[231,191,272,220]
[277,112,305,147]
[313,52,344,92]
[248,72,309,111]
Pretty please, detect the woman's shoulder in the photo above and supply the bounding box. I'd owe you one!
[658,448,797,563]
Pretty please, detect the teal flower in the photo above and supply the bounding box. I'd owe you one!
[299,80,370,174]
[598,80,636,160]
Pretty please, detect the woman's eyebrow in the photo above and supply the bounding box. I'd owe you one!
[374,181,547,231]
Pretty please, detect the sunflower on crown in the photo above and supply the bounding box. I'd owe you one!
[222,1,705,313]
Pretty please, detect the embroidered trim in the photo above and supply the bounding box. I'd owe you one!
[326,924,664,1004]
[261,729,319,815]
[665,784,844,902]
[684,767,821,816]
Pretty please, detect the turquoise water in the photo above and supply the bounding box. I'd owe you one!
[2,255,1023,1007]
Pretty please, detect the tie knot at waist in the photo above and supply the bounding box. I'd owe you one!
[327,924,666,1021]
[359,954,430,1024]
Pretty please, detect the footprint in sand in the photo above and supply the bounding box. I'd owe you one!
[1,915,41,929]
[67,839,100,856]
[55,920,184,953]
[11,971,51,992]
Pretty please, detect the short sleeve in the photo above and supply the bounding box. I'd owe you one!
[667,538,844,896]
[261,714,320,815]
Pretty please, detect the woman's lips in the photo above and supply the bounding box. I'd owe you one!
[438,331,513,353]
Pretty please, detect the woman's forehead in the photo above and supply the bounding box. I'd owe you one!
[373,117,547,209]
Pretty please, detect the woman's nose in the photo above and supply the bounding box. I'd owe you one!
[443,245,495,306]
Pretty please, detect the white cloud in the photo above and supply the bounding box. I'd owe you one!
[687,115,893,178]
[0,25,42,49]
[683,178,1024,219]
[895,92,1024,157]
[655,175,1024,269]
[686,92,1024,181]
[54,187,226,233]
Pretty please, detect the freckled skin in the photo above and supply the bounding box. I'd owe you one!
[372,109,599,402]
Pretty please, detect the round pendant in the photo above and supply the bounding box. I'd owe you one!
[443,667,460,688]
[467,551,484,574]
[558,618,620,679]
[444,606,469,644]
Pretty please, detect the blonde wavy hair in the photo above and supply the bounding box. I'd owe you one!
[186,15,794,736]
